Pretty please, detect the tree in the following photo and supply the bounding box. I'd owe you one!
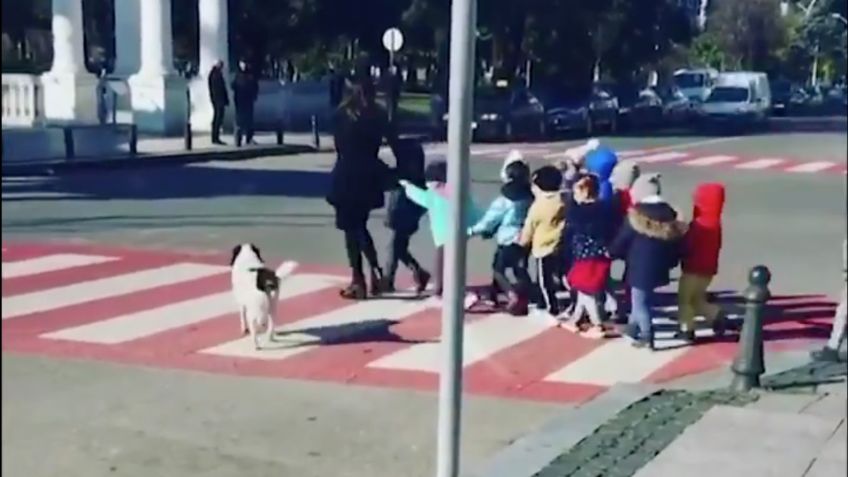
[706,0,793,71]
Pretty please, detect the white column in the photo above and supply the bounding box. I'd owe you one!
[113,0,141,76]
[191,0,231,132]
[41,0,98,123]
[137,0,174,77]
[198,0,229,75]
[127,0,187,135]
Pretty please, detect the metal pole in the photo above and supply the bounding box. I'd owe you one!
[730,265,771,392]
[436,0,476,475]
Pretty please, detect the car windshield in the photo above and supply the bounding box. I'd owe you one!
[707,87,749,102]
[674,73,706,89]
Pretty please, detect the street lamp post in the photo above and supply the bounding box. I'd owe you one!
[435,0,477,476]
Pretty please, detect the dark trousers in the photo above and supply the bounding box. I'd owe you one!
[492,244,531,298]
[235,103,255,146]
[433,246,444,296]
[535,253,562,315]
[343,227,379,282]
[211,103,226,142]
[384,231,422,285]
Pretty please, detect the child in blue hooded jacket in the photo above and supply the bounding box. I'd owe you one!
[468,151,534,316]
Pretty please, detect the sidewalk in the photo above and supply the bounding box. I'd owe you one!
[471,355,847,477]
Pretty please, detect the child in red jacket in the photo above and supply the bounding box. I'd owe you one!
[677,182,728,342]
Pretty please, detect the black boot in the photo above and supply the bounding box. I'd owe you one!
[412,267,431,295]
[370,267,386,297]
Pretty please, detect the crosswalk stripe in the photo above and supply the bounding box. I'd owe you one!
[2,263,226,320]
[681,155,737,167]
[734,158,784,170]
[543,338,689,386]
[633,151,689,163]
[199,294,440,360]
[41,274,338,344]
[618,150,648,158]
[784,161,837,173]
[369,313,551,372]
[1,254,117,279]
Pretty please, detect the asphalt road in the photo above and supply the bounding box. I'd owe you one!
[2,128,846,477]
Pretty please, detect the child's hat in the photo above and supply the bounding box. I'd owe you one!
[500,149,526,182]
[631,173,662,203]
[532,165,563,192]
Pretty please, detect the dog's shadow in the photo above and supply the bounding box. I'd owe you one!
[271,318,434,348]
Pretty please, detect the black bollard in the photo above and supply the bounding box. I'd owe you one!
[276,121,284,145]
[311,115,320,150]
[129,125,138,156]
[730,265,771,392]
[184,88,192,150]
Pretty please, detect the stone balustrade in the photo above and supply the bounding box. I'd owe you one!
[1,74,45,127]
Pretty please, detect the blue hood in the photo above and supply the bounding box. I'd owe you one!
[584,146,618,201]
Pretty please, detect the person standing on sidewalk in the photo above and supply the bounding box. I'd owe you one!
[811,238,847,362]
[208,60,229,145]
[232,60,259,146]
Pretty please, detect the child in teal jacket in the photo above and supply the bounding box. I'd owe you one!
[400,160,481,296]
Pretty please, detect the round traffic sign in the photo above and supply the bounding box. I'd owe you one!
[382,28,404,53]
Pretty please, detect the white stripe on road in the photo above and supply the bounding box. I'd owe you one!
[1,254,118,279]
[681,155,737,167]
[544,337,688,386]
[1,263,227,319]
[369,313,550,372]
[199,294,440,360]
[42,274,341,344]
[784,161,837,173]
[633,152,690,163]
[734,158,784,170]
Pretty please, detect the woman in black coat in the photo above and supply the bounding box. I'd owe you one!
[328,80,396,299]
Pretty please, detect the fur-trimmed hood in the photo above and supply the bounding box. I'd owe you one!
[628,202,687,241]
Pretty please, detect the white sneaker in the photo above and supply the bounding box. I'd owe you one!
[464,292,480,310]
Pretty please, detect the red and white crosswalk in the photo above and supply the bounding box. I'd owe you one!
[423,144,847,176]
[1,242,833,403]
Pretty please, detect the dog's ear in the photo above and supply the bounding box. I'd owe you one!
[229,245,241,266]
[250,244,263,261]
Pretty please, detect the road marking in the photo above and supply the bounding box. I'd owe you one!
[681,155,737,167]
[784,161,837,173]
[734,158,784,170]
[369,312,551,372]
[618,150,648,158]
[199,295,440,360]
[41,274,338,344]
[472,148,509,157]
[633,152,690,163]
[1,263,226,320]
[1,254,118,279]
[544,336,689,386]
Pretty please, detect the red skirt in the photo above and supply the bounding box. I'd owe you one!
[567,258,612,294]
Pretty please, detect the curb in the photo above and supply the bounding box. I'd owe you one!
[466,383,659,477]
[1,143,317,176]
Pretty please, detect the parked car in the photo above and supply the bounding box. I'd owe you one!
[430,82,546,141]
[770,79,793,116]
[614,84,664,130]
[699,71,771,129]
[538,84,619,137]
[652,86,695,125]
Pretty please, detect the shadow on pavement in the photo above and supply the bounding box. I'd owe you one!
[2,164,332,202]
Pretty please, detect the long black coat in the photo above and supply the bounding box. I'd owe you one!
[208,67,229,106]
[327,107,394,212]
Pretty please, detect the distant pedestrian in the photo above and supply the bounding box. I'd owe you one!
[329,66,346,109]
[232,60,259,146]
[387,65,402,122]
[382,138,431,293]
[677,183,729,343]
[811,239,847,362]
[328,80,395,300]
[208,60,229,145]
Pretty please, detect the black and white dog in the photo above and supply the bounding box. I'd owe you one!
[230,243,298,350]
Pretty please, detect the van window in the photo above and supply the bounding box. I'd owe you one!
[707,87,750,102]
[674,73,706,89]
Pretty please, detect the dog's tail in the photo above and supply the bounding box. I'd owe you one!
[275,260,298,281]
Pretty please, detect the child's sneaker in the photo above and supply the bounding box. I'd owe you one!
[464,292,480,310]
[583,325,609,340]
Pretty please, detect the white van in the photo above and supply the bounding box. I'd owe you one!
[700,72,771,128]
[673,68,719,103]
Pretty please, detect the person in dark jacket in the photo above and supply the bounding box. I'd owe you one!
[610,174,686,349]
[677,182,728,342]
[208,60,229,145]
[232,60,259,146]
[328,80,397,299]
[382,138,430,293]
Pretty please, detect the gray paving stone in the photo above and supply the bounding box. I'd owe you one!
[802,393,848,419]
